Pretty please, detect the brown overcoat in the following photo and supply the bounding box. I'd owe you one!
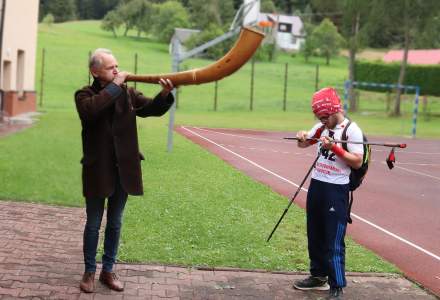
[74,80,174,199]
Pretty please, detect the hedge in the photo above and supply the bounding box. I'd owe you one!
[354,61,440,96]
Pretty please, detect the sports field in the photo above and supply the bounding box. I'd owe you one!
[2,20,439,286]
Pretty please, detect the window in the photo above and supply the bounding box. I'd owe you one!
[278,23,292,33]
[3,60,11,90]
[17,50,25,95]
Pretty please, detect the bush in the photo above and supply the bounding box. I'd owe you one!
[152,1,190,43]
[184,24,233,60]
[355,61,440,96]
[42,14,55,26]
[253,43,277,62]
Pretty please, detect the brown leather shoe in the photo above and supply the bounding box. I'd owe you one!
[99,270,124,291]
[79,272,95,293]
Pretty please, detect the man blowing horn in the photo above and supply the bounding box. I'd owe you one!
[74,48,174,293]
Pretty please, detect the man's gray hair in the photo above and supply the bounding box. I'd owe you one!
[89,48,113,69]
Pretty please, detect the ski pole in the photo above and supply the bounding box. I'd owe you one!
[266,153,320,242]
[283,137,407,149]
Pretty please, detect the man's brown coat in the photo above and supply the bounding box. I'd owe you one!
[75,80,174,199]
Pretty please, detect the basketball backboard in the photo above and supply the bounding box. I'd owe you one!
[243,0,260,26]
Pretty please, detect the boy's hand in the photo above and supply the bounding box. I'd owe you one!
[296,130,308,142]
[320,136,334,150]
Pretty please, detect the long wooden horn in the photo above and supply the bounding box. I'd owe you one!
[126,26,265,86]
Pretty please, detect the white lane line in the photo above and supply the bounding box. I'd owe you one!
[380,162,440,181]
[195,127,289,143]
[352,214,440,262]
[181,127,307,192]
[395,162,440,167]
[200,127,439,180]
[181,126,440,263]
[198,127,440,156]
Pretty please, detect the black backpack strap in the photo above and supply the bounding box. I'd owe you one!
[341,120,352,151]
[343,120,354,224]
[347,191,354,224]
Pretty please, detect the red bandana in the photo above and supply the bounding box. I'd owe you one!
[311,87,342,118]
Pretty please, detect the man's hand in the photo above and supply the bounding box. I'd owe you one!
[113,71,130,86]
[320,136,334,150]
[159,78,174,97]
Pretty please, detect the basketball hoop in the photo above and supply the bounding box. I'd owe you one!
[258,20,274,27]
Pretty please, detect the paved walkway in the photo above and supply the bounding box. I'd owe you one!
[0,123,31,138]
[0,201,437,300]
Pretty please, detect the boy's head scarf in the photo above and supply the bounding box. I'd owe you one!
[312,87,343,118]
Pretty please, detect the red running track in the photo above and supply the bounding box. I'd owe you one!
[176,125,440,297]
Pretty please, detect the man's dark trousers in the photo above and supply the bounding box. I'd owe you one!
[306,178,349,288]
[83,173,128,273]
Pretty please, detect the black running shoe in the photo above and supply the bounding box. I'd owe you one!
[292,276,330,291]
[327,287,343,299]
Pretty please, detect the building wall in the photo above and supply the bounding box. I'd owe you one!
[276,32,304,51]
[0,0,39,116]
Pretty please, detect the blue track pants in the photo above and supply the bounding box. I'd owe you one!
[306,178,349,288]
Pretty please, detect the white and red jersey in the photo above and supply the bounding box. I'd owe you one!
[307,118,364,185]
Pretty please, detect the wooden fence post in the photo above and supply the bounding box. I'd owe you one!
[315,64,320,91]
[134,53,138,90]
[250,58,255,111]
[283,63,288,111]
[39,48,46,107]
[214,81,218,111]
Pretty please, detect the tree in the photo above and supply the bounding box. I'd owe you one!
[218,0,236,27]
[339,0,371,112]
[42,14,55,26]
[261,0,277,13]
[136,2,155,37]
[116,0,152,36]
[273,0,306,14]
[300,22,315,62]
[370,0,440,116]
[413,15,440,49]
[39,0,76,22]
[129,0,154,37]
[311,18,344,65]
[76,0,120,19]
[151,1,190,43]
[101,10,122,37]
[185,23,233,59]
[188,0,235,29]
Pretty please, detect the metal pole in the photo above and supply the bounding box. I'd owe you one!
[283,137,407,149]
[39,48,45,107]
[214,81,218,111]
[167,39,180,152]
[267,153,320,242]
[283,63,288,111]
[411,86,420,138]
[134,53,138,90]
[343,80,350,114]
[250,57,255,111]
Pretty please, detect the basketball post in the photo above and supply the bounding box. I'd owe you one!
[166,0,261,152]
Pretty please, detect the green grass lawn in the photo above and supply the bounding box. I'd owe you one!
[0,110,397,273]
[7,20,438,273]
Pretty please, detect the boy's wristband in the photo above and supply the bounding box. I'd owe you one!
[331,144,346,157]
